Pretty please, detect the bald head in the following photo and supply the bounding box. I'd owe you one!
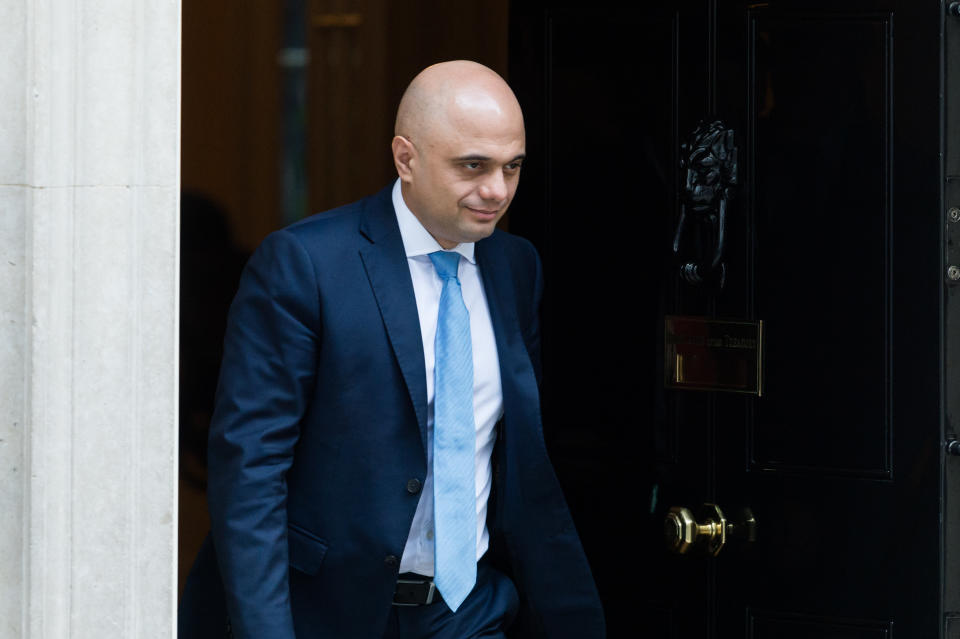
[395,60,524,147]
[391,60,526,250]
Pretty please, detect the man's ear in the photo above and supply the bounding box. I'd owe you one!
[392,136,417,184]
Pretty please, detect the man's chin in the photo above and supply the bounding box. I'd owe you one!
[465,222,500,242]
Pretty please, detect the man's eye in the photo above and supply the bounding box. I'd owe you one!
[464,162,482,170]
[506,162,523,171]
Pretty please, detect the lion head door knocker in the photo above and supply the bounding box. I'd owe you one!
[672,120,739,289]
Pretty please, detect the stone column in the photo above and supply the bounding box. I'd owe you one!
[0,1,180,637]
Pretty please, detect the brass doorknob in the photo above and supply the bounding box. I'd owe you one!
[664,504,756,556]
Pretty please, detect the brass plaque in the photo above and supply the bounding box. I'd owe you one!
[665,316,763,395]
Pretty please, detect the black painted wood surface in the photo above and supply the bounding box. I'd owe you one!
[509,1,945,637]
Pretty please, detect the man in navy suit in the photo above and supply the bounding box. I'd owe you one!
[180,60,604,639]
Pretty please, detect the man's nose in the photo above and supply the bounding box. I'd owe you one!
[478,171,508,203]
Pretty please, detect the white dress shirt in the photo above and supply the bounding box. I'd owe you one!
[392,179,504,576]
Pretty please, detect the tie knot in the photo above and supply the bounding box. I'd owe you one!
[429,251,461,281]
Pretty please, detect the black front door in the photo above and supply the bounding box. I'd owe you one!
[509,1,951,637]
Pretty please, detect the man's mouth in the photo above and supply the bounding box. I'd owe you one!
[466,207,499,216]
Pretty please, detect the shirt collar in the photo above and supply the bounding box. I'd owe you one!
[392,179,476,264]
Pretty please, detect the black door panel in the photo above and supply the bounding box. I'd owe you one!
[510,1,946,637]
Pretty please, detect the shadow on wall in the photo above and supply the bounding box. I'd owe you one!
[178,191,249,597]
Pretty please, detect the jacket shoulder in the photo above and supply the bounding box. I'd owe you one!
[482,229,543,287]
[258,185,394,254]
[484,228,541,268]
[282,185,393,241]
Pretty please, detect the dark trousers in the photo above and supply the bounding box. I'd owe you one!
[382,562,519,639]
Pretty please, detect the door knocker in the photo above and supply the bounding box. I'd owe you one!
[672,120,738,289]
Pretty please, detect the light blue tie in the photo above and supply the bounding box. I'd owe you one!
[429,250,476,612]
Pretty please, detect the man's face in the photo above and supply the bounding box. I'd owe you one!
[400,105,525,249]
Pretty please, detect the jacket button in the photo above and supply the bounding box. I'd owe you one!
[384,555,399,567]
[406,478,422,494]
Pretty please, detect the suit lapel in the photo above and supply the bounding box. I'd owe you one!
[358,191,429,454]
[476,236,533,422]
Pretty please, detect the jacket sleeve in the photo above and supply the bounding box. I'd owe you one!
[511,238,608,638]
[206,229,321,639]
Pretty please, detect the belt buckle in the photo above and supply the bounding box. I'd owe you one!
[393,578,437,606]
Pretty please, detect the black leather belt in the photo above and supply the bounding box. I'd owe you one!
[393,574,442,606]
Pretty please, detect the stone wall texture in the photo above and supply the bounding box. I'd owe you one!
[0,1,180,637]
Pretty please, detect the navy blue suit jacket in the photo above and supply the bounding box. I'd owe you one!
[180,185,605,638]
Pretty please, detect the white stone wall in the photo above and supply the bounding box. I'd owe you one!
[0,1,180,637]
